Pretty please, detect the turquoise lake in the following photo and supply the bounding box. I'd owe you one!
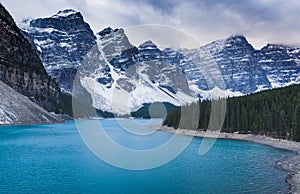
[0,119,293,193]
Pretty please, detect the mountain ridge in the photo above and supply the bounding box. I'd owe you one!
[20,9,96,92]
[18,9,300,114]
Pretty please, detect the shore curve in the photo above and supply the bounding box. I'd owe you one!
[154,126,300,194]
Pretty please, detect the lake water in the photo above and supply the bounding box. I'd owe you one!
[0,119,293,193]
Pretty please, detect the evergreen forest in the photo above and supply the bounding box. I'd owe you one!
[163,84,300,141]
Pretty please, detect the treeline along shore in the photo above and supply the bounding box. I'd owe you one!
[163,84,300,142]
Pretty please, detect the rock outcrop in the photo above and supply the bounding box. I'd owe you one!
[20,9,96,92]
[0,3,62,112]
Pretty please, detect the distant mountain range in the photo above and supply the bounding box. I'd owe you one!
[17,9,300,115]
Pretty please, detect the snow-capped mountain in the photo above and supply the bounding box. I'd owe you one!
[200,36,300,93]
[182,35,271,94]
[78,28,196,114]
[173,35,300,95]
[20,9,96,91]
[19,9,300,115]
[258,44,300,88]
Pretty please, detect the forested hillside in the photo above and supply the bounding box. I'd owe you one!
[163,84,300,141]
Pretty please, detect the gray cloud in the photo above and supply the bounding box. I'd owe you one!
[1,0,300,49]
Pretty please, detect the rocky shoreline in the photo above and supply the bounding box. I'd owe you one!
[155,126,300,194]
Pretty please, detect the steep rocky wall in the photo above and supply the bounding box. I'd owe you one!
[0,3,62,112]
[20,9,96,92]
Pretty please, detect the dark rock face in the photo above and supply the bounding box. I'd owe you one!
[0,3,61,112]
[200,35,271,93]
[97,27,115,37]
[110,47,139,71]
[138,40,162,61]
[258,44,300,87]
[95,27,138,88]
[30,10,88,32]
[98,32,191,95]
[51,67,77,92]
[21,9,96,92]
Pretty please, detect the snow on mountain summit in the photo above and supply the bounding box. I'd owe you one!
[78,27,197,114]
[96,27,133,62]
[51,9,79,18]
[19,10,96,91]
[139,40,158,48]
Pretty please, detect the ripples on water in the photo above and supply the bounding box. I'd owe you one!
[0,119,293,193]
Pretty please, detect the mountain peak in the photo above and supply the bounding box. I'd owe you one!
[98,27,113,36]
[97,27,125,38]
[138,40,158,48]
[262,43,288,50]
[222,35,255,51]
[205,35,250,51]
[26,8,92,34]
[52,9,80,18]
[226,35,248,43]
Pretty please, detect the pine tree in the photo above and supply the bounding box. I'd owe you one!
[292,103,300,142]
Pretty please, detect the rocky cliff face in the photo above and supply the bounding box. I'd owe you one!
[78,28,195,114]
[177,35,300,94]
[258,44,300,88]
[179,36,271,94]
[20,9,96,92]
[0,3,61,112]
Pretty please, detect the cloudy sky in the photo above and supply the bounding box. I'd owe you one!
[1,0,300,49]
